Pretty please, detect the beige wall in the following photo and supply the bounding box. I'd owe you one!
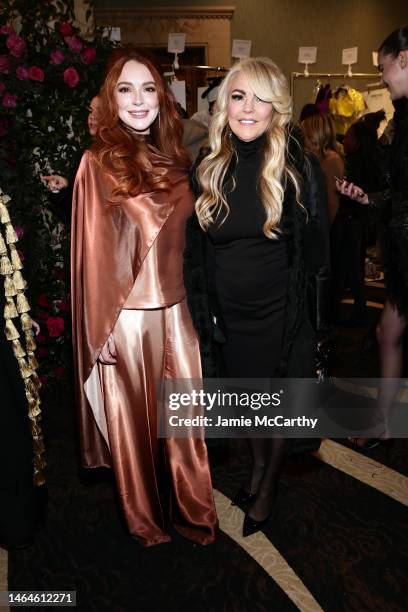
[92,0,408,117]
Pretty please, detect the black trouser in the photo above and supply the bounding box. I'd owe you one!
[330,213,367,321]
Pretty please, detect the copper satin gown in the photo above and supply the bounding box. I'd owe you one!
[71,147,218,547]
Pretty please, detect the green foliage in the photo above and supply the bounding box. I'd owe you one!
[0,0,116,385]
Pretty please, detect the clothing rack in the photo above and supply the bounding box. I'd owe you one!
[290,71,380,96]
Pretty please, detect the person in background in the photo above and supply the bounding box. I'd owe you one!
[0,188,44,549]
[71,46,217,547]
[40,96,102,222]
[299,102,320,123]
[330,111,387,324]
[191,76,223,129]
[301,113,344,225]
[337,25,408,448]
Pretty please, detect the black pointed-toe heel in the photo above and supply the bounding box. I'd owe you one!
[242,513,271,537]
[231,486,257,507]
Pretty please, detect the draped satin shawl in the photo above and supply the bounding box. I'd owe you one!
[71,148,191,467]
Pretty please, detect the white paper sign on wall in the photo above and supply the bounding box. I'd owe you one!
[342,47,358,65]
[168,33,186,54]
[298,47,317,64]
[231,39,252,59]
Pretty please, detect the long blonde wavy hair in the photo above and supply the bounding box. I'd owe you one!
[196,56,302,239]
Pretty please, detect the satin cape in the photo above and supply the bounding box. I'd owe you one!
[71,147,217,546]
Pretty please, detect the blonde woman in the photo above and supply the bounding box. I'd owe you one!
[301,113,344,225]
[184,57,330,537]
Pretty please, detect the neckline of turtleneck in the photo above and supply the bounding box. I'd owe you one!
[231,131,266,158]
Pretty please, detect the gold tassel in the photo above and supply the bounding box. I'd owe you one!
[12,339,26,358]
[25,332,36,351]
[25,378,37,396]
[4,297,18,319]
[17,357,32,379]
[33,473,46,487]
[4,318,20,341]
[26,393,41,417]
[0,233,7,255]
[31,423,43,438]
[13,271,26,291]
[20,312,32,331]
[33,437,45,455]
[5,223,18,244]
[9,244,23,270]
[27,351,39,370]
[4,275,16,296]
[0,256,13,275]
[0,202,10,224]
[30,371,40,386]
[16,292,30,313]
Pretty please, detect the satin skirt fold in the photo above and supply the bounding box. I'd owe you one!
[96,299,218,547]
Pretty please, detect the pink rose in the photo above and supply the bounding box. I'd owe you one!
[0,55,10,74]
[59,21,74,37]
[0,26,13,35]
[28,66,44,82]
[64,36,83,53]
[38,294,51,308]
[16,66,29,80]
[2,92,17,108]
[55,298,70,312]
[0,82,5,96]
[46,315,65,338]
[54,366,65,377]
[63,67,79,88]
[50,49,65,65]
[81,47,96,65]
[6,34,26,58]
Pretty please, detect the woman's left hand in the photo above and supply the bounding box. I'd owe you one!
[31,319,40,335]
[41,174,69,192]
[336,178,368,204]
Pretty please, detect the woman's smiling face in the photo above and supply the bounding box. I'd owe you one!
[114,60,159,133]
[227,71,273,142]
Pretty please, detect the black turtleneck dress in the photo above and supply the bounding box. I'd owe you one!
[207,133,288,378]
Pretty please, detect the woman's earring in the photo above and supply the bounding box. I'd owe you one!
[158,111,161,127]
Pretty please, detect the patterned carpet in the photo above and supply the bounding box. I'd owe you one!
[4,290,408,611]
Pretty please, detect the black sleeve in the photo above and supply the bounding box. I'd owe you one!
[302,152,331,336]
[183,214,222,377]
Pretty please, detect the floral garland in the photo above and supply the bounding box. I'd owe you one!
[0,187,45,486]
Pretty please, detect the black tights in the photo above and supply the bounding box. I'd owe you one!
[244,437,285,521]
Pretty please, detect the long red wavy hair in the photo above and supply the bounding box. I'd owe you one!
[92,45,190,199]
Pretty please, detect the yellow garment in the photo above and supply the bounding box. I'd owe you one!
[329,87,366,135]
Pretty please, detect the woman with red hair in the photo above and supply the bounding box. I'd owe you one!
[71,46,217,547]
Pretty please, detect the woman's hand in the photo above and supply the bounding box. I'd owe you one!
[41,174,69,192]
[31,319,40,336]
[98,334,117,365]
[335,177,368,204]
